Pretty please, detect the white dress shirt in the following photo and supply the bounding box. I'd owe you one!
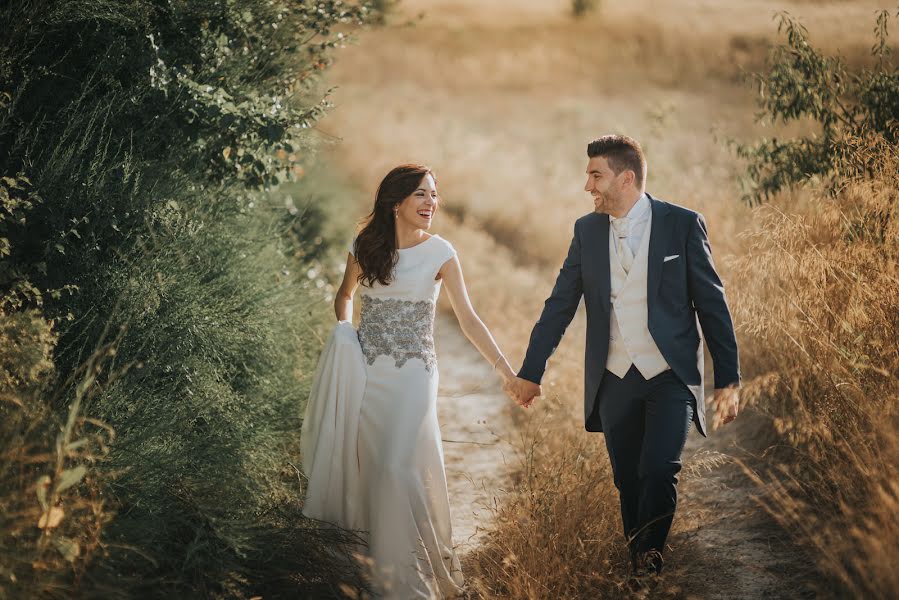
[609,192,651,259]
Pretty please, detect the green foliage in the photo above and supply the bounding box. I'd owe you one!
[0,0,376,597]
[737,10,899,204]
[79,189,363,597]
[0,173,47,311]
[0,0,372,322]
[0,309,55,397]
[571,0,600,18]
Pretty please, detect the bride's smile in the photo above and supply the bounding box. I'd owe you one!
[395,172,439,231]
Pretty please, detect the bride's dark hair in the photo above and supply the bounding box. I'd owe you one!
[353,164,435,287]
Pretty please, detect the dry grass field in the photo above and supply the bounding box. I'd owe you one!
[318,1,895,597]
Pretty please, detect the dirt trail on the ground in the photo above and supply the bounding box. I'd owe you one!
[435,312,517,556]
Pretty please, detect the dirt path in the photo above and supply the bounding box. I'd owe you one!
[434,312,517,556]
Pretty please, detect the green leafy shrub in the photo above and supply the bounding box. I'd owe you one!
[737,10,898,204]
[0,0,376,597]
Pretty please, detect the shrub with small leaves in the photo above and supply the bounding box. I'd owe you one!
[737,10,899,204]
[0,311,115,596]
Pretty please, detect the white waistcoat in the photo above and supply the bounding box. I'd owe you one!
[606,212,672,379]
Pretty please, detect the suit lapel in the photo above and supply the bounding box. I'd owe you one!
[596,213,611,314]
[646,192,671,299]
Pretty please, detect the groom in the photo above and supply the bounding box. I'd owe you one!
[507,134,740,577]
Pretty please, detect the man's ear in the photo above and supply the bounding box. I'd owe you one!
[624,169,636,189]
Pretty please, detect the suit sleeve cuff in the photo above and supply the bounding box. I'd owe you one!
[517,362,544,385]
[713,374,741,389]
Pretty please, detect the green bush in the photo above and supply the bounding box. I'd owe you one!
[737,10,898,204]
[0,0,375,597]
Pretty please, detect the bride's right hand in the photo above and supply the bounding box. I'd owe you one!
[496,361,525,405]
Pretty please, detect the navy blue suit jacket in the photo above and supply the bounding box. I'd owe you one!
[518,193,740,437]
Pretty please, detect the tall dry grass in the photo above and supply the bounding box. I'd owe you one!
[463,415,625,598]
[729,144,899,597]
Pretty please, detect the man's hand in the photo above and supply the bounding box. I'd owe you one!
[711,383,740,429]
[503,377,542,408]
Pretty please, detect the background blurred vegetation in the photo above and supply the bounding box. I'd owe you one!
[0,0,381,597]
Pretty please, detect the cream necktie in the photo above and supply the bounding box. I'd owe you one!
[612,217,633,273]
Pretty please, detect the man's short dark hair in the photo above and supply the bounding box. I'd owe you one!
[587,135,646,188]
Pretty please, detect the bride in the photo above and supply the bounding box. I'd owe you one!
[301,164,523,598]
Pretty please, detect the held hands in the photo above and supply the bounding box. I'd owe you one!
[502,376,542,409]
[492,356,541,408]
[711,383,740,429]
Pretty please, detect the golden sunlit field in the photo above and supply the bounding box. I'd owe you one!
[319,0,897,598]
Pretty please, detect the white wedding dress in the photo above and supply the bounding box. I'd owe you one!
[301,233,464,599]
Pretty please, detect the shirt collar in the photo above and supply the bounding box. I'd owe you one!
[610,192,649,223]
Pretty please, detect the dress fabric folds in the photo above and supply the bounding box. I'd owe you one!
[301,234,464,599]
[301,320,367,532]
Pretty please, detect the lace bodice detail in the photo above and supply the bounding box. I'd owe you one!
[350,234,456,373]
[358,296,437,373]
